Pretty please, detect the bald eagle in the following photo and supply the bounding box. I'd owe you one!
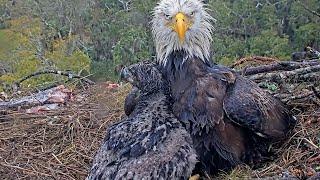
[87,62,197,180]
[151,0,296,174]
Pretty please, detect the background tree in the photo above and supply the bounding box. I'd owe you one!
[0,0,319,89]
[88,0,157,80]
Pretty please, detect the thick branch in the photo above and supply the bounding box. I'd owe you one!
[294,72,320,83]
[242,59,320,76]
[249,64,320,81]
[275,91,315,103]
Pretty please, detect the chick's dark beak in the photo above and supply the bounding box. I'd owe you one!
[120,67,133,83]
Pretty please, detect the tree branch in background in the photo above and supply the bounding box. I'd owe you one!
[14,70,95,90]
[118,0,132,11]
[298,1,320,18]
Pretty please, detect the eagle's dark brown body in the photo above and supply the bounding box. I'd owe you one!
[161,51,296,174]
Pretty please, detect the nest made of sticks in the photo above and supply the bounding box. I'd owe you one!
[0,83,131,180]
[0,58,319,180]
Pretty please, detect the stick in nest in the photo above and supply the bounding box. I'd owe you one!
[249,64,320,82]
[231,56,279,68]
[311,86,320,100]
[242,60,320,76]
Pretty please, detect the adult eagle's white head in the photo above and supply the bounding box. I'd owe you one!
[152,0,214,65]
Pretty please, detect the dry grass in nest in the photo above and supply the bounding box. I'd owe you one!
[0,83,131,180]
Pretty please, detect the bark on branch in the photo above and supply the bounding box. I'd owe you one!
[248,64,320,81]
[240,58,320,109]
[242,59,320,76]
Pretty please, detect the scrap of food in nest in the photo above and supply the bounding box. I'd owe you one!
[26,104,59,114]
[102,81,120,91]
[87,61,197,179]
[46,85,73,103]
[151,0,296,175]
[0,85,73,111]
[107,83,120,90]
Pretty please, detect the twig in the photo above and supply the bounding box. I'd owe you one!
[303,138,319,149]
[0,162,52,177]
[52,153,63,165]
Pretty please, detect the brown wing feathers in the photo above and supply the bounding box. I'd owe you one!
[165,56,295,174]
[223,75,296,139]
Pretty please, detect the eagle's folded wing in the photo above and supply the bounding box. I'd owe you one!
[223,75,297,139]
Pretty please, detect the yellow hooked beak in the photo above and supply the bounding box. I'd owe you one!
[173,12,190,42]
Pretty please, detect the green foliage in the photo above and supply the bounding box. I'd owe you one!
[47,39,91,72]
[90,61,118,81]
[210,0,320,64]
[89,0,157,81]
[250,30,291,59]
[1,0,320,84]
[259,82,278,92]
[294,23,320,49]
[0,16,90,91]
[112,27,153,65]
[0,0,9,29]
